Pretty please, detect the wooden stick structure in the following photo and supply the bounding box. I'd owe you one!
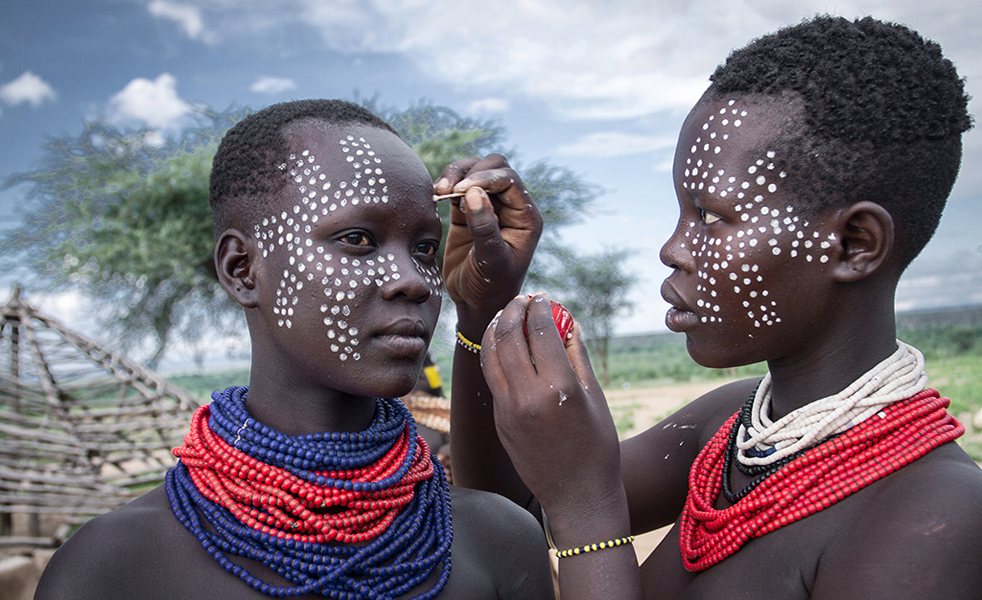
[0,286,203,545]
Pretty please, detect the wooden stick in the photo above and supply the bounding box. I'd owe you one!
[433,192,466,201]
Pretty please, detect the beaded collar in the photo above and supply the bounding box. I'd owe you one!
[736,341,928,467]
[679,389,963,572]
[166,386,453,598]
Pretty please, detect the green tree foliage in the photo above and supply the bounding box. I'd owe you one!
[538,245,637,385]
[2,111,244,366]
[2,100,604,366]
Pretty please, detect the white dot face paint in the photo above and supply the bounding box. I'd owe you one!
[254,124,443,377]
[667,97,834,339]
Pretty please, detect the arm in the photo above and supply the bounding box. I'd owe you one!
[437,156,543,507]
[482,294,644,600]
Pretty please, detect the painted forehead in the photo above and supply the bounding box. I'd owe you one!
[252,132,442,362]
[678,99,835,329]
[681,99,788,200]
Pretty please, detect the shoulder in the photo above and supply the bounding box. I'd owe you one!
[447,485,555,600]
[625,376,758,450]
[449,484,547,545]
[620,377,759,532]
[35,486,191,600]
[814,443,982,599]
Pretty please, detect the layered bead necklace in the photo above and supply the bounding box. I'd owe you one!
[735,341,929,468]
[165,386,453,598]
[679,344,964,572]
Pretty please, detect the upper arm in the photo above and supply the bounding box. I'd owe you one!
[812,459,982,599]
[620,379,755,534]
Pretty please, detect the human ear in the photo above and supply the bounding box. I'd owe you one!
[829,201,895,282]
[215,229,259,308]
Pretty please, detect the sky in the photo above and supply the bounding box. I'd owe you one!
[1,0,980,368]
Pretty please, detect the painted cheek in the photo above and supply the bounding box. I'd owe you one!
[684,100,838,330]
[413,257,443,299]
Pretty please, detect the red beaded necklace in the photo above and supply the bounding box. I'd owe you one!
[173,403,435,544]
[679,389,964,572]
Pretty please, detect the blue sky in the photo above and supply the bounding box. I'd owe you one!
[1,0,980,366]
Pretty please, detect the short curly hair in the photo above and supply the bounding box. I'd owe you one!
[209,99,397,236]
[706,15,973,266]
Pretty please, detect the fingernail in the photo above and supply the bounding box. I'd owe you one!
[434,177,449,191]
[464,188,483,211]
[453,178,473,192]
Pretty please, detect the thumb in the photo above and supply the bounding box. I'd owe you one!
[462,187,507,259]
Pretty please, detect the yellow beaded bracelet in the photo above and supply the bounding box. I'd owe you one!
[555,535,635,559]
[455,327,481,353]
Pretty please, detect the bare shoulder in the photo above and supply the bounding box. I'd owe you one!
[814,443,982,599]
[620,377,760,532]
[448,485,555,600]
[35,485,195,600]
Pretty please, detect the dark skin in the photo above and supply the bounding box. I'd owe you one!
[35,121,554,600]
[445,96,982,599]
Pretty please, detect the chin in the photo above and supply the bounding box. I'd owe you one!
[685,338,754,371]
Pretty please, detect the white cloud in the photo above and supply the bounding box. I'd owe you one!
[251,76,297,94]
[467,98,509,114]
[0,71,57,107]
[557,131,677,158]
[285,0,980,123]
[148,0,216,43]
[108,73,192,129]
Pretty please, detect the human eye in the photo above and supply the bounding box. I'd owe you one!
[415,240,440,257]
[700,209,721,224]
[338,231,374,247]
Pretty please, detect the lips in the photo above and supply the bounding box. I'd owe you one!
[373,319,429,358]
[661,279,700,333]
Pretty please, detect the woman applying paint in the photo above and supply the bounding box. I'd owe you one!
[444,16,982,600]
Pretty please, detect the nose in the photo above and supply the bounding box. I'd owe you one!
[660,218,695,272]
[379,251,438,304]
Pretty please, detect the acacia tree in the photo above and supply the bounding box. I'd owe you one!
[536,245,636,386]
[2,100,601,366]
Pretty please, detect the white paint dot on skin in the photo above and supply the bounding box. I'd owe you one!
[820,255,830,263]
[768,183,777,193]
[772,247,781,255]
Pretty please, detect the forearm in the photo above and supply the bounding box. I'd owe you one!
[550,487,644,600]
[450,307,536,511]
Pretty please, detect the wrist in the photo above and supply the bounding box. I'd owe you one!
[542,484,632,551]
[454,303,500,343]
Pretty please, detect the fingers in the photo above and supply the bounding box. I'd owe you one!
[564,322,604,393]
[434,155,512,195]
[483,296,537,384]
[434,157,480,194]
[435,155,538,217]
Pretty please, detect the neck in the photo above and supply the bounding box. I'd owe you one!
[766,289,899,421]
[245,363,378,437]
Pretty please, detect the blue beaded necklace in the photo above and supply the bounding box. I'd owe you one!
[166,386,453,598]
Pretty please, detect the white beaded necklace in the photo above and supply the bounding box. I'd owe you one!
[736,340,928,467]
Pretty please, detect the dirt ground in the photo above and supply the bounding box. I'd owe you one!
[604,380,724,439]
